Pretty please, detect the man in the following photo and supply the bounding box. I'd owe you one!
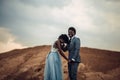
[68,27,81,80]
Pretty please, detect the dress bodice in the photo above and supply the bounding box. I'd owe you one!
[51,42,58,52]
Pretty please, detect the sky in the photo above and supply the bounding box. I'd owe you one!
[0,0,120,53]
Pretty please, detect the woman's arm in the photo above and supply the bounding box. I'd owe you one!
[55,40,68,61]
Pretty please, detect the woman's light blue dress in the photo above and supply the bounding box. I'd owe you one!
[44,44,63,80]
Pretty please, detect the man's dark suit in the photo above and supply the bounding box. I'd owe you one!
[68,36,81,80]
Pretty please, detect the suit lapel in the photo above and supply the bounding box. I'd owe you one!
[69,37,75,49]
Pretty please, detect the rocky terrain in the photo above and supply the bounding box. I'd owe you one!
[0,45,120,80]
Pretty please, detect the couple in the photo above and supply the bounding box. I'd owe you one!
[44,27,81,80]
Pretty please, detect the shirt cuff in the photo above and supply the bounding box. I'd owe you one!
[72,58,75,61]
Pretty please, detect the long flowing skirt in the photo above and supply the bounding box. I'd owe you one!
[44,51,63,80]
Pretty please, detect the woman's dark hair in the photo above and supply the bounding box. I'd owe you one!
[58,34,69,44]
[68,27,76,34]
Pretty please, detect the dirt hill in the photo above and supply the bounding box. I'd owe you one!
[0,45,120,80]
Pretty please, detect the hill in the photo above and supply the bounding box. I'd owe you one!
[0,45,120,80]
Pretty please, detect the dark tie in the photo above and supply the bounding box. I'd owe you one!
[69,38,71,43]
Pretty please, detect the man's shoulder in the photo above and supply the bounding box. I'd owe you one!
[73,37,80,42]
[74,36,80,40]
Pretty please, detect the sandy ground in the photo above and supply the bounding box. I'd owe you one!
[0,45,120,80]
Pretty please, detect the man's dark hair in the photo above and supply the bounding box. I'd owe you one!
[68,27,76,34]
[58,34,69,44]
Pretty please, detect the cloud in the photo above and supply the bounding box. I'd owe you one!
[20,0,71,8]
[0,0,73,46]
[0,0,120,52]
[0,27,26,53]
[105,0,120,2]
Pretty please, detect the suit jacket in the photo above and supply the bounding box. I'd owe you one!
[68,36,81,63]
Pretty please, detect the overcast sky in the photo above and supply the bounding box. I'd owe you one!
[0,0,120,53]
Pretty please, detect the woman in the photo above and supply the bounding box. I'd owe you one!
[44,34,69,80]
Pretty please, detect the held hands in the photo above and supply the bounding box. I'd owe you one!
[68,59,71,63]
